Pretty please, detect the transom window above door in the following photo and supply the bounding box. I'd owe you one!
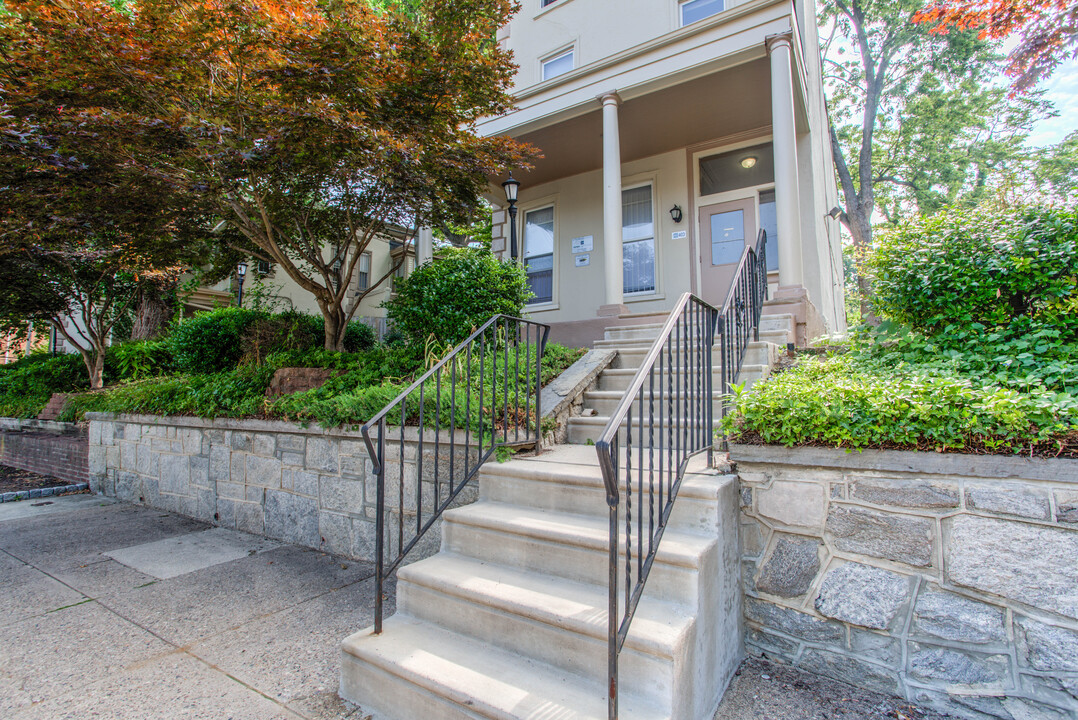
[680,0,724,26]
[699,143,774,196]
[524,207,554,304]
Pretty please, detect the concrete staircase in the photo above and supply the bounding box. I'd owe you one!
[568,314,792,445]
[340,313,794,720]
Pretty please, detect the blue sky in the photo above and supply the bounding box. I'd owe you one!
[1028,57,1078,147]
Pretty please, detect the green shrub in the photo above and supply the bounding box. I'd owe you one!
[384,248,532,345]
[169,307,266,374]
[107,340,174,381]
[726,356,1076,453]
[870,205,1078,338]
[239,311,378,364]
[0,353,87,418]
[852,319,1078,395]
[271,341,583,428]
[62,365,276,421]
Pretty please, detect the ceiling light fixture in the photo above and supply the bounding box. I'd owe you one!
[740,156,757,169]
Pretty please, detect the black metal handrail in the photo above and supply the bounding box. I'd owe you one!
[717,229,770,433]
[361,314,550,633]
[595,230,768,719]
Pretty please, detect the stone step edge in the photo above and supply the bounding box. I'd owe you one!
[443,501,714,570]
[599,364,767,375]
[341,615,666,720]
[397,552,691,661]
[479,460,736,502]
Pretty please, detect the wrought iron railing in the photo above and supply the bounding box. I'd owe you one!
[361,315,550,633]
[717,229,769,430]
[595,230,768,719]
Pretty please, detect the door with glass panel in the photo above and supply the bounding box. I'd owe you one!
[698,197,756,307]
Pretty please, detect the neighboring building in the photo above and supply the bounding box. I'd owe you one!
[191,230,416,335]
[471,0,846,346]
[45,230,416,356]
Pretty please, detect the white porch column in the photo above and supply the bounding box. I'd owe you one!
[417,226,434,265]
[599,92,626,316]
[767,33,804,289]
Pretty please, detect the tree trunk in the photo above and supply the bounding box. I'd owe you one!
[322,307,347,352]
[843,210,879,326]
[130,283,173,340]
[80,348,105,389]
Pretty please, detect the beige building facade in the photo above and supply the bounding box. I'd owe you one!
[473,0,846,346]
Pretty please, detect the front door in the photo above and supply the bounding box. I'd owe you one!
[698,197,756,307]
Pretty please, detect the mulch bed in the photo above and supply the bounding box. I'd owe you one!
[0,465,76,494]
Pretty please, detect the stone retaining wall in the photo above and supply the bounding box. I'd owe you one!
[0,417,88,485]
[86,413,479,563]
[731,444,1078,720]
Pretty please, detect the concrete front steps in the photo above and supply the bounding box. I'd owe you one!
[340,312,787,720]
[568,315,791,446]
[341,446,742,720]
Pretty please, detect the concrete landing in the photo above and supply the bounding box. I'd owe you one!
[105,527,281,579]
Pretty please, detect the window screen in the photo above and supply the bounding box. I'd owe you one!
[357,252,371,291]
[524,207,554,304]
[622,186,655,294]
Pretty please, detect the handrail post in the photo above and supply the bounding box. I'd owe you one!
[607,501,619,720]
[374,417,386,634]
[707,306,716,468]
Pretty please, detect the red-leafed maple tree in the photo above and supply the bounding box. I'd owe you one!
[914,0,1078,90]
[2,0,534,352]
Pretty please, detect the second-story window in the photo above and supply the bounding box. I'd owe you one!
[524,207,555,304]
[541,49,574,81]
[541,0,560,5]
[356,252,371,292]
[680,0,724,26]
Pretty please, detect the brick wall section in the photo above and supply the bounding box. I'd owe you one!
[85,413,478,563]
[731,444,1078,720]
[0,418,88,485]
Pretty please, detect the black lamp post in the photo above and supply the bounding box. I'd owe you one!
[501,172,521,261]
[236,261,248,307]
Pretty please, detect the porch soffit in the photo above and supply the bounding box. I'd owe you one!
[502,58,773,189]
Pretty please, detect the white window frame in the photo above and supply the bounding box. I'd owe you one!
[521,201,558,309]
[679,0,725,27]
[356,251,372,292]
[622,182,658,298]
[540,47,575,82]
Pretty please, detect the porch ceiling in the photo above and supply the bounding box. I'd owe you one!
[503,58,772,189]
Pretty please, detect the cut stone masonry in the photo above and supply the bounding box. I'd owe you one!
[732,443,1078,720]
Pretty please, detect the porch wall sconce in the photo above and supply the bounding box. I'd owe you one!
[827,206,843,220]
[501,172,521,261]
[669,205,683,223]
[740,156,758,169]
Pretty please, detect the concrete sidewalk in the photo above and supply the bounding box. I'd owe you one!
[0,493,377,719]
[1,493,954,720]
